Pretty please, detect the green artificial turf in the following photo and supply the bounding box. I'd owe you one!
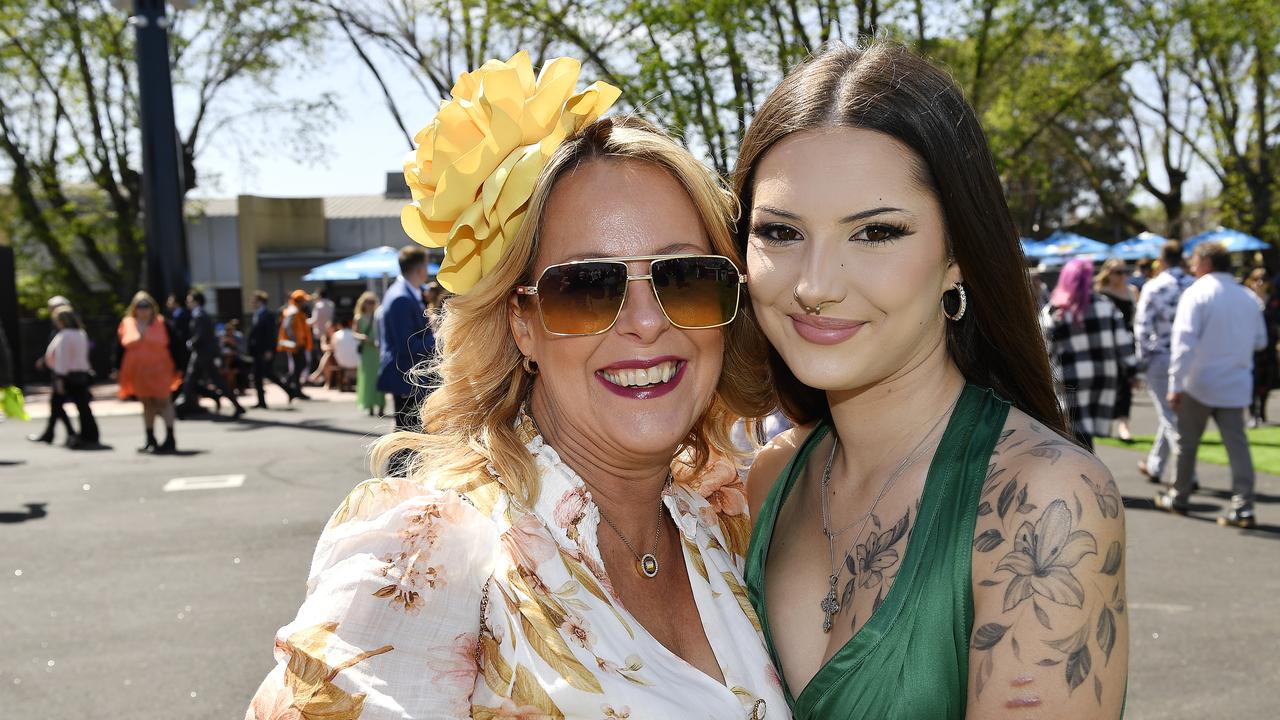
[1096,423,1280,477]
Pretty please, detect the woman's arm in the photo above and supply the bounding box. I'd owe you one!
[44,332,63,375]
[746,427,806,521]
[245,480,497,719]
[966,419,1128,719]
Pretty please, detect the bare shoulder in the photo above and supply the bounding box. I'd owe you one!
[746,424,814,520]
[990,407,1111,486]
[967,406,1128,717]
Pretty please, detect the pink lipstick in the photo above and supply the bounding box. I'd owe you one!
[789,314,866,346]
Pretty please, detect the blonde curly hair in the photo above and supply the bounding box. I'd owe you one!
[372,116,775,507]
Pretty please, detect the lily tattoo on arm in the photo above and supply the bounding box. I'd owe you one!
[971,450,1125,705]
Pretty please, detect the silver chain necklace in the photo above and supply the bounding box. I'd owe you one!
[818,396,960,633]
[592,473,670,578]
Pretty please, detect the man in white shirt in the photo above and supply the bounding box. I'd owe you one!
[1156,242,1267,528]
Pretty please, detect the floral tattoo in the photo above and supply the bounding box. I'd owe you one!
[836,508,913,632]
[971,427,1125,705]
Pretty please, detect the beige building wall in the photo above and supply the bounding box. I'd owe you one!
[236,195,326,311]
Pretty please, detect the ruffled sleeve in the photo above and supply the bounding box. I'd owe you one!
[245,478,499,720]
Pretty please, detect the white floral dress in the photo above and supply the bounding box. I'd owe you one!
[245,429,790,720]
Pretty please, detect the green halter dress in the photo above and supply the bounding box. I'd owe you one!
[745,383,1008,718]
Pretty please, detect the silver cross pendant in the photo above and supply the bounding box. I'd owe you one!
[820,574,840,633]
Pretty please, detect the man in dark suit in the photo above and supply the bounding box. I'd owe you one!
[176,290,246,418]
[378,245,435,432]
[248,290,299,409]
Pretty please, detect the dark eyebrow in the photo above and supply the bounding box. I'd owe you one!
[753,205,911,224]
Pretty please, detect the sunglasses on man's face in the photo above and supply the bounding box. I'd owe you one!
[515,254,747,337]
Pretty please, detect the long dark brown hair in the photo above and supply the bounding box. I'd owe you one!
[732,41,1067,435]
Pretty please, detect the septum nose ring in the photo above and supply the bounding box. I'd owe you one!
[794,287,830,315]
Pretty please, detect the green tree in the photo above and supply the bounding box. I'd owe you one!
[1115,1,1204,238]
[1181,0,1279,243]
[931,1,1140,237]
[0,0,330,314]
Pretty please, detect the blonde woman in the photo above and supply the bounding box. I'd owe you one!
[352,290,384,416]
[1096,257,1139,440]
[117,291,181,453]
[247,55,787,719]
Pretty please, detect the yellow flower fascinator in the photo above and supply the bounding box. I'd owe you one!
[400,51,621,294]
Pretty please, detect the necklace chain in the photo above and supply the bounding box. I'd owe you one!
[592,473,670,578]
[818,394,961,632]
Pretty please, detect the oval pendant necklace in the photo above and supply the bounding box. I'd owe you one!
[595,473,670,578]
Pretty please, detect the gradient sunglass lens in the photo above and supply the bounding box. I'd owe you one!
[535,262,628,334]
[651,256,741,328]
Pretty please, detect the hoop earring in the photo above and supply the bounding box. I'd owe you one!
[942,282,967,321]
[521,356,539,375]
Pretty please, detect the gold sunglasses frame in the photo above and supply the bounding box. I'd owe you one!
[514,254,748,337]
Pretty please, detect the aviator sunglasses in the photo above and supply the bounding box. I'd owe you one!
[515,254,747,336]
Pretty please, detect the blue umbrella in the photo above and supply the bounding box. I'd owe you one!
[1183,227,1270,254]
[1020,238,1043,257]
[1109,231,1167,261]
[1029,230,1111,260]
[303,246,441,281]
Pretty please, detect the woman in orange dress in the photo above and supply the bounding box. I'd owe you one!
[118,291,182,453]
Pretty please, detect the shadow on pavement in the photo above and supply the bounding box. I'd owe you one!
[1122,495,1280,539]
[162,449,208,457]
[1122,495,1222,513]
[205,414,378,439]
[0,460,26,466]
[167,409,373,438]
[0,502,48,524]
[1196,487,1280,504]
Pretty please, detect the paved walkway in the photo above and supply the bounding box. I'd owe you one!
[18,382,361,419]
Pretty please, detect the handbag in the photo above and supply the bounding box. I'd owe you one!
[2,386,28,420]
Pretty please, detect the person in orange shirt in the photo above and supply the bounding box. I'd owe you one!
[277,289,313,399]
[117,291,182,453]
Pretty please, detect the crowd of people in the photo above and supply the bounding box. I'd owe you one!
[23,245,444,457]
[1038,239,1270,529]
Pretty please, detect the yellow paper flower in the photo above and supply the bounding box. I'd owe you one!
[400,51,621,294]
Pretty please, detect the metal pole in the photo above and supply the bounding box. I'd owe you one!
[132,0,189,304]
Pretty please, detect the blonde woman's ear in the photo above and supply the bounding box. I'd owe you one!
[508,292,536,357]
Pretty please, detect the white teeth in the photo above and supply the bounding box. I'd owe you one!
[602,361,680,388]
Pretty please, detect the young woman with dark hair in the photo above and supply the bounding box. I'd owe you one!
[735,42,1127,718]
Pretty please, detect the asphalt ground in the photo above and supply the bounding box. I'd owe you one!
[1,388,1278,719]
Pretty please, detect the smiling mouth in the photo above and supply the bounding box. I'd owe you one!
[599,360,684,389]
